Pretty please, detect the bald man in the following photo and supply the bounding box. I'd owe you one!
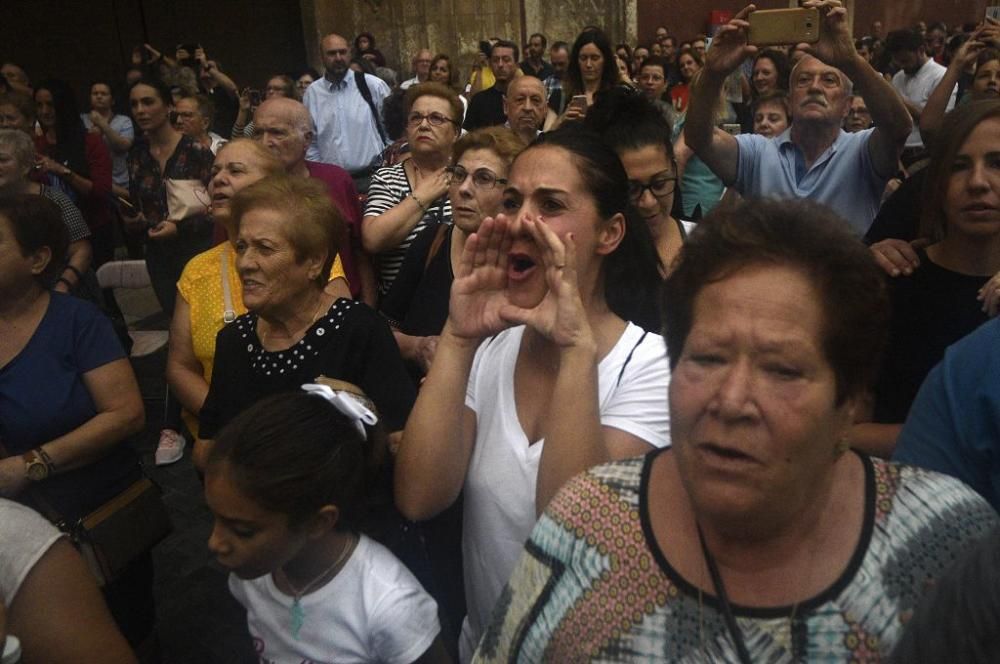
[503,75,548,144]
[302,32,389,194]
[254,97,376,304]
[401,49,434,89]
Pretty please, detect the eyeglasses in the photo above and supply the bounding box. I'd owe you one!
[446,165,507,189]
[407,111,456,127]
[627,173,677,203]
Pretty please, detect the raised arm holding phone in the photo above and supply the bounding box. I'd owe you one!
[684,0,911,235]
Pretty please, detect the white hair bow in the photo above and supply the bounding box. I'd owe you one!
[301,383,378,440]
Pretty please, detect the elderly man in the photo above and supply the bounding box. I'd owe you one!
[464,39,520,131]
[401,49,434,89]
[504,75,547,143]
[174,94,226,154]
[254,96,374,304]
[685,0,911,236]
[303,32,390,194]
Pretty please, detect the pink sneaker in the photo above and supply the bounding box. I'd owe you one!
[155,429,186,466]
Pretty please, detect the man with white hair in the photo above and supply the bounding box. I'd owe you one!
[503,75,547,144]
[685,1,911,236]
[254,97,375,304]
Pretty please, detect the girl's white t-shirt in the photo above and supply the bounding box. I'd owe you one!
[459,323,671,660]
[229,534,440,664]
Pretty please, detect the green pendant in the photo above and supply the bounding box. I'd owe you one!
[290,597,305,639]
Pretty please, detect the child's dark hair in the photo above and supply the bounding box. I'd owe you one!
[207,390,386,530]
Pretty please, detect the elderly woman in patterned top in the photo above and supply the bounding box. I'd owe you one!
[474,199,998,663]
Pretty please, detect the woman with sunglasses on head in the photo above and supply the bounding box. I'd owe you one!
[363,83,460,298]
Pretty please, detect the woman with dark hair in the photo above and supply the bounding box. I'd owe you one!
[859,100,1000,457]
[615,43,634,75]
[587,87,691,274]
[34,79,114,265]
[124,76,214,315]
[474,198,997,662]
[395,126,668,660]
[556,29,620,121]
[0,194,153,650]
[354,32,387,68]
[670,46,703,113]
[751,48,791,98]
[296,67,320,99]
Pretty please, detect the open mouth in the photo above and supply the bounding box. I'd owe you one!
[507,252,537,281]
[698,442,759,467]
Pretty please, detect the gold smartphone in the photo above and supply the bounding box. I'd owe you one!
[748,8,820,46]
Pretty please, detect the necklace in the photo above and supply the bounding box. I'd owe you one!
[258,294,327,350]
[277,532,357,639]
[696,524,808,663]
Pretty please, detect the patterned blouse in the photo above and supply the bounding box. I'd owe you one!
[474,451,998,663]
[127,134,213,227]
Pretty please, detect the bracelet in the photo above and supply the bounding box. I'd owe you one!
[409,193,427,212]
[56,277,73,289]
[36,446,57,472]
[63,265,83,280]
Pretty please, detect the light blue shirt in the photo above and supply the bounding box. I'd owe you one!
[303,73,390,173]
[734,127,888,236]
[81,112,134,188]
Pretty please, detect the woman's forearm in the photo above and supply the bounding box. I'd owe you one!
[395,323,480,521]
[919,61,963,145]
[35,359,144,475]
[361,196,427,254]
[165,360,210,416]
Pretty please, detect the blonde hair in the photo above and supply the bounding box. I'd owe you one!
[230,175,345,287]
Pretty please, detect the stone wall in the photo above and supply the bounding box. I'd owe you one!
[301,0,635,84]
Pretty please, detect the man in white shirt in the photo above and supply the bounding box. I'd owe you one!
[886,28,954,165]
[303,33,390,193]
[400,49,434,90]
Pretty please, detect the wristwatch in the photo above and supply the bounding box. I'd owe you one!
[22,448,53,482]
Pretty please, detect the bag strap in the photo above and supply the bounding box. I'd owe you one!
[355,70,388,145]
[424,224,450,271]
[615,330,648,388]
[220,246,236,323]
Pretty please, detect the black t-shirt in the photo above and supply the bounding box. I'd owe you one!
[463,85,507,131]
[864,168,925,245]
[873,251,990,423]
[199,298,416,438]
[379,222,453,338]
[204,85,238,137]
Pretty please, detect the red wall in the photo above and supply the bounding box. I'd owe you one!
[638,0,991,46]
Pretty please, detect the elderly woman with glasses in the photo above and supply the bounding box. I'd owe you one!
[380,127,527,379]
[362,83,461,298]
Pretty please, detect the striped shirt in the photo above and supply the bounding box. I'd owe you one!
[363,163,452,295]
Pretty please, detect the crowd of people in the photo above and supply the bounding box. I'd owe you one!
[2,0,1000,661]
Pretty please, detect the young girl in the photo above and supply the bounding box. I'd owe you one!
[204,385,447,663]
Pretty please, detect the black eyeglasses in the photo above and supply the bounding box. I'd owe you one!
[627,173,677,203]
[446,165,507,189]
[407,111,456,127]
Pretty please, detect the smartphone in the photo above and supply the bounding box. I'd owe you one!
[115,195,136,211]
[569,94,588,113]
[248,89,262,106]
[748,8,820,46]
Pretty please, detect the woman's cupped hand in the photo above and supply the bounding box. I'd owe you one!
[448,214,594,348]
